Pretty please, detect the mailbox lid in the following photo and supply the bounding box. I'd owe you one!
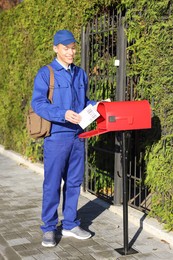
[79,129,108,138]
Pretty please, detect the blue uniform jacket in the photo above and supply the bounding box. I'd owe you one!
[31,59,96,134]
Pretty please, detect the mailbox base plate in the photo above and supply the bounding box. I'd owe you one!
[115,247,138,255]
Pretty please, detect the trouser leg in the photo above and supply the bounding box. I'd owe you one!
[41,133,72,233]
[62,137,85,230]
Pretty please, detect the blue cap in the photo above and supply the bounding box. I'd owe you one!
[53,30,77,46]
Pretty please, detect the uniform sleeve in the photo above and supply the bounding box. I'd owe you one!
[31,66,67,123]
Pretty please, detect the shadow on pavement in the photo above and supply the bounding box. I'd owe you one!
[129,213,147,248]
[77,197,110,237]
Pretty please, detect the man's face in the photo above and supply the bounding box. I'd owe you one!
[53,42,76,67]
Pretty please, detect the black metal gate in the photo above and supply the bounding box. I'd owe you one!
[81,8,150,213]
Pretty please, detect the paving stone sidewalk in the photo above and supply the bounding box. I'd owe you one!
[0,153,173,260]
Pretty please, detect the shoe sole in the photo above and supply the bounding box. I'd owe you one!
[41,242,56,247]
[62,230,91,240]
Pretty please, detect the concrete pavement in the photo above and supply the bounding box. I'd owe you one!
[0,146,173,259]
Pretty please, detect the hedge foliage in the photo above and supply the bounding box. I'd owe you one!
[0,0,172,230]
[123,0,173,230]
[0,0,117,156]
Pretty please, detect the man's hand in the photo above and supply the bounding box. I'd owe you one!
[65,110,81,124]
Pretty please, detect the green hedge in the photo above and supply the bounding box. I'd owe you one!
[123,0,173,230]
[0,0,117,157]
[0,0,172,230]
[145,137,173,231]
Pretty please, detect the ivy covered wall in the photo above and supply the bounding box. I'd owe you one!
[122,0,173,230]
[0,0,118,153]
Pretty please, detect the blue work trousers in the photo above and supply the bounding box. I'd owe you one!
[41,132,85,233]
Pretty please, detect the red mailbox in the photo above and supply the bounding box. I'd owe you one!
[79,100,152,255]
[79,100,151,138]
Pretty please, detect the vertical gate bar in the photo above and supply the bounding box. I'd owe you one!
[111,9,114,59]
[144,186,146,211]
[139,152,142,208]
[103,13,106,86]
[85,23,90,78]
[91,20,94,76]
[130,77,133,100]
[99,14,102,59]
[134,150,137,207]
[81,26,86,70]
[128,160,131,203]
[94,16,98,99]
[107,11,110,96]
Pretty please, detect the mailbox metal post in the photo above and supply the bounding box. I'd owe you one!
[122,131,129,253]
[115,131,138,255]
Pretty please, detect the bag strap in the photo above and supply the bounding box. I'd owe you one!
[47,65,54,103]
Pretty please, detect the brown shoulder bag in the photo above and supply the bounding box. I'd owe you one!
[27,65,54,139]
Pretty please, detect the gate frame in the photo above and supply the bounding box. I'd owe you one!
[81,10,127,205]
[80,8,150,213]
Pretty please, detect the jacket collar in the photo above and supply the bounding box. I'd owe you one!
[50,58,76,72]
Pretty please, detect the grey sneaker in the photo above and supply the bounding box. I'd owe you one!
[62,226,91,240]
[42,231,56,247]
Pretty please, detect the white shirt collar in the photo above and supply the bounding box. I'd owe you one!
[56,58,71,71]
